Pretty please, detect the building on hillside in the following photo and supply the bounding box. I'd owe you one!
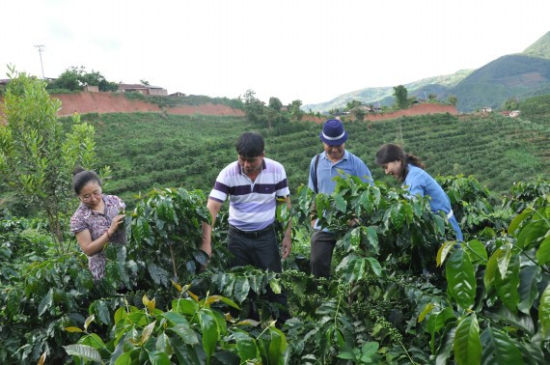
[169,92,186,97]
[117,83,167,96]
[84,85,99,93]
[480,107,493,113]
[509,110,521,118]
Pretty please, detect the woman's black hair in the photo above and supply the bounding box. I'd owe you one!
[375,143,425,181]
[236,132,264,158]
[73,167,102,195]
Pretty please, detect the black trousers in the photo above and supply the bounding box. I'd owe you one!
[228,225,289,321]
[310,230,337,278]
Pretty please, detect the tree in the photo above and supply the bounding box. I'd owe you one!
[448,95,458,106]
[243,89,267,125]
[268,97,283,112]
[393,85,408,109]
[352,107,365,122]
[288,99,303,121]
[0,68,96,249]
[345,99,362,111]
[47,66,118,92]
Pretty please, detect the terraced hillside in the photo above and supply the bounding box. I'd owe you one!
[76,110,550,206]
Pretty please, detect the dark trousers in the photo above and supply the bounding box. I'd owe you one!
[310,230,337,278]
[228,225,289,322]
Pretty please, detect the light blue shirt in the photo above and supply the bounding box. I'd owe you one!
[308,150,372,231]
[404,164,463,241]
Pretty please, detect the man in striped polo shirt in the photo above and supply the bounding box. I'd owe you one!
[201,132,291,322]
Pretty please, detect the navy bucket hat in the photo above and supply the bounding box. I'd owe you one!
[320,119,348,146]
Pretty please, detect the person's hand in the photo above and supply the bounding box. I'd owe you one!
[108,214,126,235]
[281,236,292,259]
[310,218,317,229]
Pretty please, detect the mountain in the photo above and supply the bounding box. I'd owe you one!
[523,31,550,60]
[306,31,550,113]
[303,69,471,112]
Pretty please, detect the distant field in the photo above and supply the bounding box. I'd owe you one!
[72,110,550,206]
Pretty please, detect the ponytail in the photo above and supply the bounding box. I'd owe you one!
[405,154,425,169]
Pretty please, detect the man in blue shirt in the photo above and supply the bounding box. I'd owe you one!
[308,119,373,278]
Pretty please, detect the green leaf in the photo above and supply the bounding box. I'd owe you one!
[78,333,107,351]
[540,283,550,337]
[333,194,347,212]
[535,235,550,265]
[495,254,520,313]
[453,314,481,365]
[235,333,259,361]
[480,326,524,365]
[418,303,435,323]
[365,257,382,277]
[446,249,476,310]
[269,278,282,295]
[518,264,541,314]
[437,241,456,267]
[138,321,156,346]
[147,350,170,365]
[172,298,198,315]
[90,300,110,325]
[497,245,512,279]
[168,323,199,345]
[38,288,53,316]
[200,310,219,360]
[64,326,83,333]
[63,344,103,363]
[147,263,169,286]
[484,249,501,289]
[508,207,532,235]
[163,312,190,326]
[517,220,547,249]
[364,226,379,254]
[114,351,133,365]
[233,276,251,303]
[267,327,287,365]
[465,239,488,264]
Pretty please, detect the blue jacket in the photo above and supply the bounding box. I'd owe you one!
[404,164,463,241]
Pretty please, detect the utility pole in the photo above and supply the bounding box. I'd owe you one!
[34,44,45,79]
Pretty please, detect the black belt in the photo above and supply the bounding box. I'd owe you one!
[229,224,274,238]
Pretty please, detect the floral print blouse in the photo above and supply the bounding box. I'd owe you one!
[70,194,126,280]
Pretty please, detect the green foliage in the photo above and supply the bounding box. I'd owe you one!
[0,68,96,247]
[393,85,409,109]
[46,66,118,92]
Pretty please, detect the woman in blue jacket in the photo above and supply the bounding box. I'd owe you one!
[375,143,463,241]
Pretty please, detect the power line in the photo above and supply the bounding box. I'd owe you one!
[34,44,45,79]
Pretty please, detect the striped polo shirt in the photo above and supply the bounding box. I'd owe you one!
[209,157,290,231]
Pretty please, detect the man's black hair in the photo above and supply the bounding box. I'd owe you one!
[236,132,264,157]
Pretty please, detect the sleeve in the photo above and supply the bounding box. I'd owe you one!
[70,211,88,234]
[307,156,316,191]
[209,168,229,203]
[276,164,290,197]
[114,195,126,211]
[355,157,374,185]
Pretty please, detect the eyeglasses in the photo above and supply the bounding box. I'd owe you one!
[80,190,102,201]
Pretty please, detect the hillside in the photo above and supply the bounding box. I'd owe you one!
[306,31,550,113]
[523,31,550,60]
[53,92,245,116]
[66,107,550,207]
[303,69,471,112]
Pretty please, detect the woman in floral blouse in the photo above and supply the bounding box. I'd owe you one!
[70,168,126,280]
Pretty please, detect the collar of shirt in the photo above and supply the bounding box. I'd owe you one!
[237,159,267,176]
[77,195,108,218]
[321,149,350,164]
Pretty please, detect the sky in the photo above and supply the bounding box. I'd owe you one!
[1,0,549,105]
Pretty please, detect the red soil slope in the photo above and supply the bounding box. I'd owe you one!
[302,103,457,124]
[52,92,245,117]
